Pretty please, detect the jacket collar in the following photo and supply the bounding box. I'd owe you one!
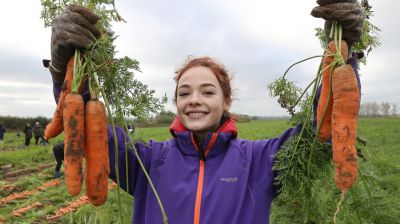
[169,116,238,158]
[169,116,238,138]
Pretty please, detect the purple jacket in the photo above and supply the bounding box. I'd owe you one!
[108,117,301,224]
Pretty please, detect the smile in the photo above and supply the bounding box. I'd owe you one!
[186,112,208,119]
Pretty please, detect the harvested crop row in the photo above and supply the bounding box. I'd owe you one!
[12,202,43,217]
[2,163,55,180]
[46,182,117,220]
[0,179,60,205]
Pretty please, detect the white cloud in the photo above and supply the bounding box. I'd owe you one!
[1,1,51,58]
[0,0,399,118]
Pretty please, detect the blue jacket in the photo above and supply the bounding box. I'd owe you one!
[108,117,301,224]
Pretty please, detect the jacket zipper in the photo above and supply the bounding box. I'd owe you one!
[194,160,205,224]
[192,133,218,224]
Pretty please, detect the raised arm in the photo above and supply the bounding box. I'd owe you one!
[107,126,152,196]
[46,5,152,198]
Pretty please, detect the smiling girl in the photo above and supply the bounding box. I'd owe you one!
[108,56,302,223]
[46,1,365,223]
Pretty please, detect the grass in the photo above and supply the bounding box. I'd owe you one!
[357,117,400,219]
[134,126,171,142]
[134,119,292,142]
[0,117,399,223]
[0,147,53,170]
[237,119,291,140]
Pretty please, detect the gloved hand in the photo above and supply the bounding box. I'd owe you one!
[50,4,101,84]
[311,0,365,46]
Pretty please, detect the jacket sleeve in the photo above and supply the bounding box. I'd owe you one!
[250,125,302,196]
[107,125,152,197]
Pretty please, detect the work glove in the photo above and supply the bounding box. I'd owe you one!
[50,4,101,84]
[311,0,365,46]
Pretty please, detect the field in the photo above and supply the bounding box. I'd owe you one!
[0,117,399,223]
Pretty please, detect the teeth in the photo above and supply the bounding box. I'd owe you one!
[188,112,206,118]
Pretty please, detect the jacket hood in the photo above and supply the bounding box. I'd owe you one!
[169,116,238,138]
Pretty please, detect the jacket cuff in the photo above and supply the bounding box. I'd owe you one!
[49,62,66,84]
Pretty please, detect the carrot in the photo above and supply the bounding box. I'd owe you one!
[331,64,360,192]
[63,93,85,196]
[44,57,75,140]
[84,100,109,206]
[316,40,348,141]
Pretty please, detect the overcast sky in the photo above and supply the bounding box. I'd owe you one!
[0,0,398,118]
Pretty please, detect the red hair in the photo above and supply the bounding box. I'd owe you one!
[174,57,233,113]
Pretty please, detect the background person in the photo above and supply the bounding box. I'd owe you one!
[52,142,64,179]
[23,123,32,146]
[33,121,47,145]
[0,124,5,144]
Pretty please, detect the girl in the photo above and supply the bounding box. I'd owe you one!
[107,56,302,223]
[47,2,364,223]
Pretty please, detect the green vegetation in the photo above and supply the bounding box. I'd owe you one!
[1,117,398,223]
[271,117,400,223]
[0,132,133,223]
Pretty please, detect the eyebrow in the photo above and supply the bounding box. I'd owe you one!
[177,83,217,89]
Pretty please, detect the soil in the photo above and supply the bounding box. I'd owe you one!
[0,145,26,152]
[1,163,55,183]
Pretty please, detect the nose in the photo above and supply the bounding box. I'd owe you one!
[188,92,202,106]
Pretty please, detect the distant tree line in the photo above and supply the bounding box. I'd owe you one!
[359,101,398,117]
[1,102,396,130]
[0,116,50,131]
[133,111,252,127]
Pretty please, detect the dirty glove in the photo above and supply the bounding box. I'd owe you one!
[311,0,365,46]
[50,4,100,84]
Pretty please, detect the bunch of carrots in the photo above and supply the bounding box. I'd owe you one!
[315,23,361,222]
[44,51,109,206]
[316,23,360,194]
[270,22,361,223]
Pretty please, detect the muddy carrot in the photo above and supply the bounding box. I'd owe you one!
[331,64,360,191]
[63,93,85,196]
[84,100,109,206]
[317,40,348,141]
[44,57,75,140]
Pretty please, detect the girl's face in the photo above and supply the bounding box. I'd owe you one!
[176,66,230,134]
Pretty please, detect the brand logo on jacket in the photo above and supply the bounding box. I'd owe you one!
[220,177,238,183]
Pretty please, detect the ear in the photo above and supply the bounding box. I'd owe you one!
[223,100,231,112]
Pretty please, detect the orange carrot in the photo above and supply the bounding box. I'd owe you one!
[63,93,85,196]
[44,58,75,140]
[331,64,360,192]
[84,100,109,206]
[317,40,348,141]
